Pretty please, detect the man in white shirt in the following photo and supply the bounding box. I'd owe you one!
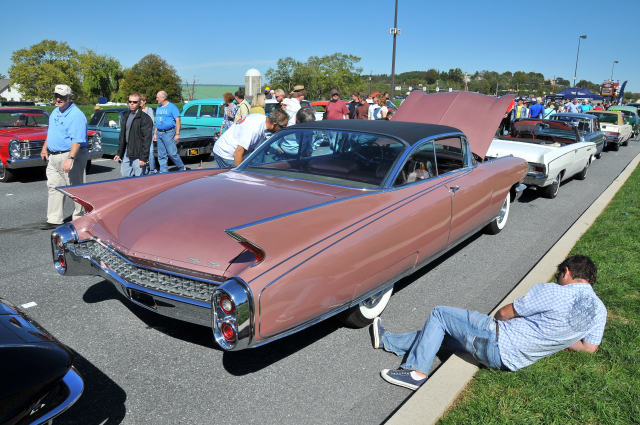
[213,108,288,168]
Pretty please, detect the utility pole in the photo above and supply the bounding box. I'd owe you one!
[389,0,400,100]
[573,35,587,87]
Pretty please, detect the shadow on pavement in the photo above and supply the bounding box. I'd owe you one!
[56,350,127,425]
[82,279,343,374]
[221,319,340,375]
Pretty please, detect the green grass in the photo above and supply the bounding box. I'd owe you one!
[181,85,240,100]
[439,163,640,425]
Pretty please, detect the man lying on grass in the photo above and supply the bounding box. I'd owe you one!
[373,255,607,390]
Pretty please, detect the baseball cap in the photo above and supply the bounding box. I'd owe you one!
[330,89,339,96]
[54,84,72,96]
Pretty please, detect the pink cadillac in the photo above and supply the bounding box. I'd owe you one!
[50,92,527,350]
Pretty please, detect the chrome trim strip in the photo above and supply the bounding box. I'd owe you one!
[250,179,446,288]
[28,367,84,425]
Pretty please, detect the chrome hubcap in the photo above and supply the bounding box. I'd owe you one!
[362,289,386,308]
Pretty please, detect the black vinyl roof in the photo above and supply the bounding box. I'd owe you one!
[292,120,463,146]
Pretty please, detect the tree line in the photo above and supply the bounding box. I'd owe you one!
[7,40,181,103]
[5,41,637,103]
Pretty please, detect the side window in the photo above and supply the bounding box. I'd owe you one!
[200,105,217,117]
[434,137,465,175]
[183,104,199,117]
[395,141,437,186]
[218,104,227,117]
[101,112,121,128]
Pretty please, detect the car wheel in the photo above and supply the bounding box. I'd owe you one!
[485,192,510,235]
[337,286,393,328]
[622,137,629,147]
[575,160,589,180]
[612,143,620,151]
[0,162,15,183]
[543,173,562,199]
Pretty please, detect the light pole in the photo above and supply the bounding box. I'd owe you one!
[389,0,400,100]
[611,60,619,80]
[573,35,587,87]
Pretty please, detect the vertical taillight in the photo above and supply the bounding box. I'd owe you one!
[53,233,67,273]
[239,242,265,265]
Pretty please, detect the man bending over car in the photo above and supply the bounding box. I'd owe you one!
[372,255,607,390]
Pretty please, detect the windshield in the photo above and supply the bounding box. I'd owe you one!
[510,119,578,143]
[239,128,407,189]
[591,113,618,124]
[0,109,49,127]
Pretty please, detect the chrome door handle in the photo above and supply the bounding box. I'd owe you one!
[449,185,460,194]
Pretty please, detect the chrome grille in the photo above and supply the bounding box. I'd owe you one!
[74,241,219,301]
[19,140,45,159]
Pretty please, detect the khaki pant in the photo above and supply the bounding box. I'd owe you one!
[46,149,88,224]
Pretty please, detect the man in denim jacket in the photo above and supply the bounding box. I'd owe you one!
[373,255,607,390]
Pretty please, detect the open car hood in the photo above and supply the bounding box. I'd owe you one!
[393,91,514,159]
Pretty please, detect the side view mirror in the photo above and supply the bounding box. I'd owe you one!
[111,123,118,129]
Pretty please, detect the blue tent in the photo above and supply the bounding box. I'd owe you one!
[546,88,604,101]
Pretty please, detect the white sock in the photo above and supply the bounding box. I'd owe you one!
[410,371,426,381]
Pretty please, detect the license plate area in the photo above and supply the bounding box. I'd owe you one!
[129,289,157,310]
[188,149,199,156]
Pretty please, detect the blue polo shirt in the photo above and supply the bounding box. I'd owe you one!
[155,102,180,130]
[46,103,88,152]
[529,103,544,119]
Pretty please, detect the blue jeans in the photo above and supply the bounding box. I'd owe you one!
[214,155,234,169]
[156,128,184,173]
[382,306,504,375]
[148,141,157,172]
[120,150,147,177]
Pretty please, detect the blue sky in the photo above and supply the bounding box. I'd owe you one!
[2,0,638,93]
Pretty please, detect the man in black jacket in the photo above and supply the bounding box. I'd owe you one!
[114,93,153,177]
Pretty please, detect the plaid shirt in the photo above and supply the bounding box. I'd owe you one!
[498,282,607,371]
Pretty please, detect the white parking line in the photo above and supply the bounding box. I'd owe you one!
[21,301,37,309]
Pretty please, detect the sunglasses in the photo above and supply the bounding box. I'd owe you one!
[128,100,139,104]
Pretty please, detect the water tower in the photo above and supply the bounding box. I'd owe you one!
[245,69,262,98]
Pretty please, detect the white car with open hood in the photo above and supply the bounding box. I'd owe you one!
[486,118,596,199]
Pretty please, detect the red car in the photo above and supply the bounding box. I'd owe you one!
[0,108,103,182]
[50,92,526,351]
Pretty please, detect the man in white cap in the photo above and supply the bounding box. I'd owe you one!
[39,84,88,230]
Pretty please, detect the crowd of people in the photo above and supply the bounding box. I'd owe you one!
[499,96,622,135]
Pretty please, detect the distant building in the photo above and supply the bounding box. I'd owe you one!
[0,79,24,102]
[245,69,262,98]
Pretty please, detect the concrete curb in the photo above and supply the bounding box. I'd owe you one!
[386,150,640,425]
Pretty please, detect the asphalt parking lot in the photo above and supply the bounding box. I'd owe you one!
[1,138,639,425]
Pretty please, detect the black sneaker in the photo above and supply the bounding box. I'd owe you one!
[381,369,426,391]
[372,317,387,349]
[40,222,62,230]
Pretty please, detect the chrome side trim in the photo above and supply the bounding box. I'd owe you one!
[28,367,84,425]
